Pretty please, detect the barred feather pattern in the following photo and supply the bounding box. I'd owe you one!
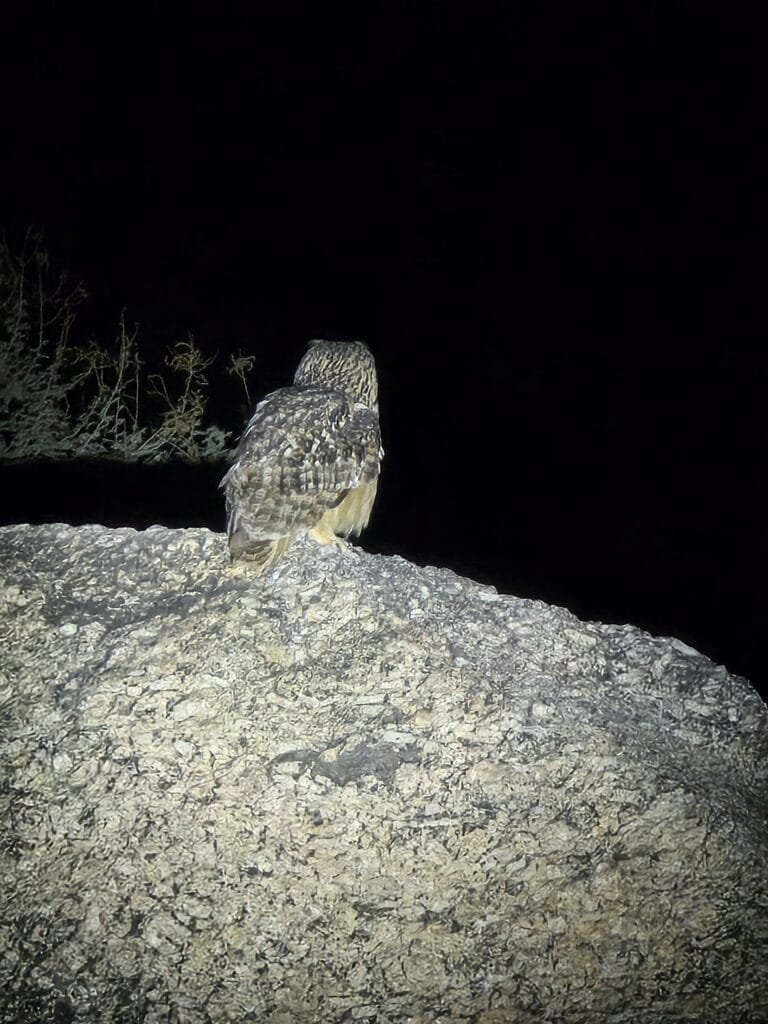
[220,341,382,571]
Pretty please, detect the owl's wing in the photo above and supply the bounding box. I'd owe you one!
[220,384,382,543]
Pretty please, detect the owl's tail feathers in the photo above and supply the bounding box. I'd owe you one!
[227,526,292,573]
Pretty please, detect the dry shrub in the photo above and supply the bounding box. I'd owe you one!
[0,233,241,463]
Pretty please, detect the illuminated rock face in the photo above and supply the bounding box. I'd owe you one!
[0,523,766,1024]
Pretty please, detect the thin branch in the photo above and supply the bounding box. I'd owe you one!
[0,234,241,463]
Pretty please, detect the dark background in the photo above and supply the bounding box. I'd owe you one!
[1,3,765,695]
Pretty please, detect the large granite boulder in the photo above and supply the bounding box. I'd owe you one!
[0,523,766,1023]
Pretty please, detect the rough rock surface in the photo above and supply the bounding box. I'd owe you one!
[0,523,766,1024]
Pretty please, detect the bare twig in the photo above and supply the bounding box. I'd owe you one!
[0,235,252,463]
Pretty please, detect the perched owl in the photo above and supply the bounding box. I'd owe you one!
[220,340,382,572]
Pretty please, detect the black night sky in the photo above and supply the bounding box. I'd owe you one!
[2,4,765,695]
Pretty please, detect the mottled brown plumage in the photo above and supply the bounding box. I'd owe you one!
[220,340,382,571]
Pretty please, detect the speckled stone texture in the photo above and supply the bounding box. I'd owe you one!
[0,523,766,1024]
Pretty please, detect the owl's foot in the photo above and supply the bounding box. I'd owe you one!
[308,524,349,552]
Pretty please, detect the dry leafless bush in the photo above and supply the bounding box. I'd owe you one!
[0,233,243,463]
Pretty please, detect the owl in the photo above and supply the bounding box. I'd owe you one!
[220,340,382,571]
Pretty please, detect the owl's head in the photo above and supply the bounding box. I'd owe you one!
[294,340,378,411]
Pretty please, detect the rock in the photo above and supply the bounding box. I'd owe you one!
[0,523,766,1023]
